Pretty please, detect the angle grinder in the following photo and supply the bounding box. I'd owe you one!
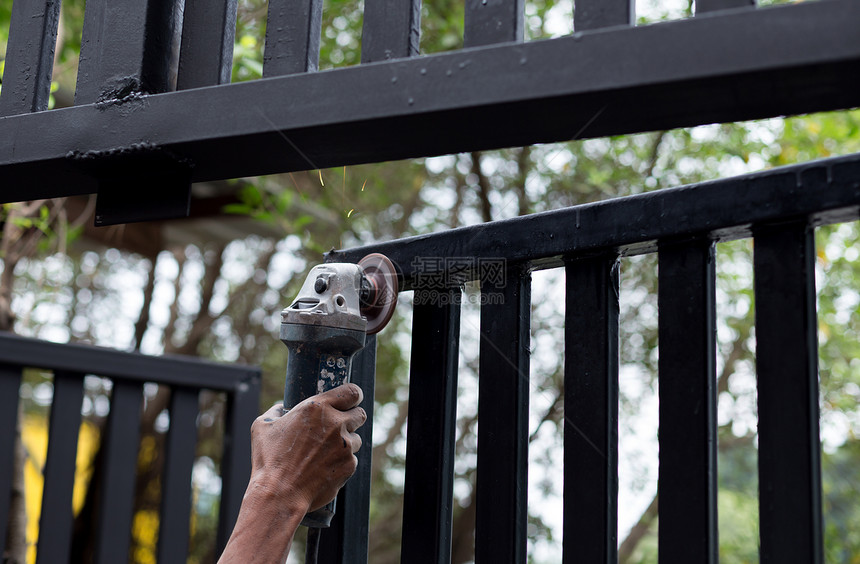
[279,253,398,530]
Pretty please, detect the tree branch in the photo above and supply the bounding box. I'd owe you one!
[618,493,659,564]
[516,146,531,216]
[133,256,158,351]
[161,247,186,348]
[370,398,409,488]
[470,152,493,223]
[644,131,667,180]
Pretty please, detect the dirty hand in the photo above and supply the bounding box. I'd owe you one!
[249,383,367,513]
[218,383,366,563]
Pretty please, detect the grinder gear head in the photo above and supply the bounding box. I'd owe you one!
[280,253,399,335]
[281,262,367,332]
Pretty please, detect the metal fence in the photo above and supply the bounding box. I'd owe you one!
[2,0,860,562]
[329,151,860,563]
[0,333,260,563]
[1,0,858,220]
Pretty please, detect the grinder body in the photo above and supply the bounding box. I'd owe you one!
[280,262,368,528]
[280,324,365,527]
[279,255,397,530]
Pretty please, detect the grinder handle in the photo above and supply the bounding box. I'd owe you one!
[281,324,366,529]
[283,349,353,528]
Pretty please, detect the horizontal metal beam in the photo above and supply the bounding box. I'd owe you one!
[329,153,860,289]
[0,332,259,391]
[1,0,859,203]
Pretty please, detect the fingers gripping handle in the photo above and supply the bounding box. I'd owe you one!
[280,323,366,528]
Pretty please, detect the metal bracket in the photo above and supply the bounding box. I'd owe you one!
[69,143,193,226]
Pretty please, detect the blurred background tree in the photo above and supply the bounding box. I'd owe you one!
[1,0,859,562]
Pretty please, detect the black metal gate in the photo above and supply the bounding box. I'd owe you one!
[1,0,858,220]
[0,334,260,562]
[2,0,860,562]
[333,152,860,563]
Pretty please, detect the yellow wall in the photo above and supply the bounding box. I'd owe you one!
[20,415,100,564]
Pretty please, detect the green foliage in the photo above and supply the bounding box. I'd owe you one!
[421,0,465,53]
[823,440,860,562]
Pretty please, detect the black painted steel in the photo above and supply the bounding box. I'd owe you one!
[177,0,238,89]
[75,0,190,225]
[75,0,181,104]
[401,293,461,564]
[753,222,823,563]
[35,371,84,564]
[0,0,61,116]
[0,333,261,563]
[333,154,860,288]
[563,257,619,564]
[0,365,22,561]
[92,155,193,226]
[361,0,421,63]
[657,240,718,563]
[2,0,859,203]
[342,336,377,562]
[317,498,345,563]
[94,380,144,564]
[157,387,201,564]
[0,332,260,391]
[464,0,523,47]
[1,0,857,559]
[264,0,323,76]
[216,375,260,555]
[697,0,755,15]
[317,336,378,564]
[574,0,633,31]
[475,271,530,564]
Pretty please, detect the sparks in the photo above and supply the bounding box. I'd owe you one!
[318,170,324,187]
[347,208,354,218]
[361,179,368,192]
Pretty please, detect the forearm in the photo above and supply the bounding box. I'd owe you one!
[218,474,309,564]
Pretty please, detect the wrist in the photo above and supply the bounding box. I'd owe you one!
[245,470,312,520]
[218,472,310,563]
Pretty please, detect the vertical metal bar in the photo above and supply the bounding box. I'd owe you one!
[696,0,756,16]
[0,365,23,559]
[341,334,377,563]
[464,0,524,48]
[318,335,378,564]
[753,221,823,564]
[361,0,421,63]
[475,268,530,564]
[574,0,634,31]
[35,371,84,564]
[263,0,324,76]
[156,387,201,564]
[318,504,345,564]
[563,257,619,564]
[76,0,182,104]
[657,239,718,563]
[216,372,261,555]
[0,0,61,116]
[401,293,461,564]
[177,0,238,88]
[94,379,144,564]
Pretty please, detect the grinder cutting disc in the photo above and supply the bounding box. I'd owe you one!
[358,253,399,335]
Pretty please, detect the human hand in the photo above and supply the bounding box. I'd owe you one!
[218,383,367,563]
[249,383,367,513]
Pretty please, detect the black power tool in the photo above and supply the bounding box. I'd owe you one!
[279,253,398,551]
